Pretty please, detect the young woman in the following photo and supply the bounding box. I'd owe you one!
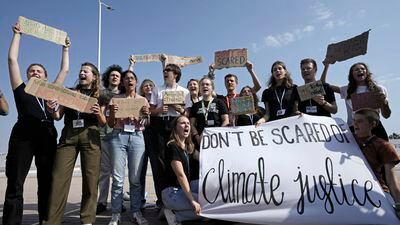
[44,62,105,225]
[138,78,156,208]
[3,23,69,225]
[321,61,391,140]
[162,115,201,225]
[107,70,150,225]
[255,61,299,126]
[97,64,123,214]
[235,85,266,126]
[187,79,200,104]
[189,76,229,180]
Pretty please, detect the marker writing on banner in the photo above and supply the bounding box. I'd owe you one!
[202,157,284,205]
[202,131,244,149]
[294,157,381,214]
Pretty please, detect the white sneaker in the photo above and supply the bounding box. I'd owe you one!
[108,213,121,225]
[164,208,181,225]
[123,191,130,201]
[132,211,148,225]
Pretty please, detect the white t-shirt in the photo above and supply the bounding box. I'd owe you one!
[150,83,192,117]
[340,84,388,126]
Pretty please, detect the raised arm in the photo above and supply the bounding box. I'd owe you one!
[160,53,167,70]
[246,61,261,93]
[53,37,71,85]
[8,23,23,90]
[128,56,136,72]
[320,60,340,93]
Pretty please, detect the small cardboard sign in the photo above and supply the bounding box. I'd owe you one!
[130,54,161,62]
[163,91,185,105]
[25,77,97,113]
[18,16,67,46]
[297,81,326,102]
[111,98,147,118]
[229,95,255,115]
[351,92,380,111]
[214,48,247,69]
[325,30,369,63]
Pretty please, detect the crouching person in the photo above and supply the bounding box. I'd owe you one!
[354,108,400,217]
[162,115,202,225]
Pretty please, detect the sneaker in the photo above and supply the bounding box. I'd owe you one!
[164,208,181,225]
[123,191,130,201]
[108,213,121,225]
[132,211,148,225]
[96,203,107,214]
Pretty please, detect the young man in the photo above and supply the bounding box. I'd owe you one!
[149,56,192,211]
[298,58,337,117]
[354,108,400,217]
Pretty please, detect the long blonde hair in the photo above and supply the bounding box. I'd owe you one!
[167,115,194,154]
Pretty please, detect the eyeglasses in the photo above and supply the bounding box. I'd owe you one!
[163,68,172,73]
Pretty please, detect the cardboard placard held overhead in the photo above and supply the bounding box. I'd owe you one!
[229,95,255,115]
[110,98,147,118]
[297,81,326,102]
[130,54,202,67]
[18,16,67,46]
[325,30,369,63]
[214,48,247,69]
[163,91,185,105]
[25,77,97,113]
[351,92,380,111]
[130,54,161,62]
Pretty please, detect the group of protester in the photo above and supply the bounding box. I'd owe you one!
[1,21,400,225]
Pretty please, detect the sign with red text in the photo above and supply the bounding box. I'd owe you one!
[214,48,247,69]
[199,115,399,225]
[18,16,67,46]
[25,77,97,113]
[325,30,369,63]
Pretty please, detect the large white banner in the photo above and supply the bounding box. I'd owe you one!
[199,115,399,225]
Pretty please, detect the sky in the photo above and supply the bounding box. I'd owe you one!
[0,0,399,153]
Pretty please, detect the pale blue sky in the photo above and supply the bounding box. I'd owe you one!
[1,0,399,153]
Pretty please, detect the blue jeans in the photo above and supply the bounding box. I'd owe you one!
[162,180,200,222]
[110,130,145,213]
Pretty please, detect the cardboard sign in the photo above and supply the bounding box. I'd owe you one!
[166,55,203,67]
[130,54,202,66]
[111,97,147,118]
[351,92,380,111]
[297,80,326,101]
[214,48,247,69]
[325,30,369,63]
[25,77,97,113]
[163,91,185,105]
[18,16,67,46]
[199,115,399,225]
[229,95,255,115]
[130,54,161,62]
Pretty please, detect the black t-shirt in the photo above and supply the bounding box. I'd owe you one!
[236,106,266,126]
[261,85,299,121]
[11,83,56,138]
[64,89,99,126]
[189,98,228,134]
[99,88,119,107]
[163,142,191,189]
[298,83,336,117]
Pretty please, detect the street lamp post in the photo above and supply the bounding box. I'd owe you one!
[98,0,113,72]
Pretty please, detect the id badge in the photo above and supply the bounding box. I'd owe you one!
[207,120,215,126]
[306,106,317,113]
[124,124,135,132]
[72,119,84,128]
[276,109,286,116]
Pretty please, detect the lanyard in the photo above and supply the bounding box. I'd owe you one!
[247,114,254,125]
[309,99,313,107]
[275,89,286,110]
[36,97,47,120]
[201,98,214,121]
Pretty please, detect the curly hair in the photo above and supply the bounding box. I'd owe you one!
[268,61,293,89]
[346,62,378,99]
[101,64,122,89]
